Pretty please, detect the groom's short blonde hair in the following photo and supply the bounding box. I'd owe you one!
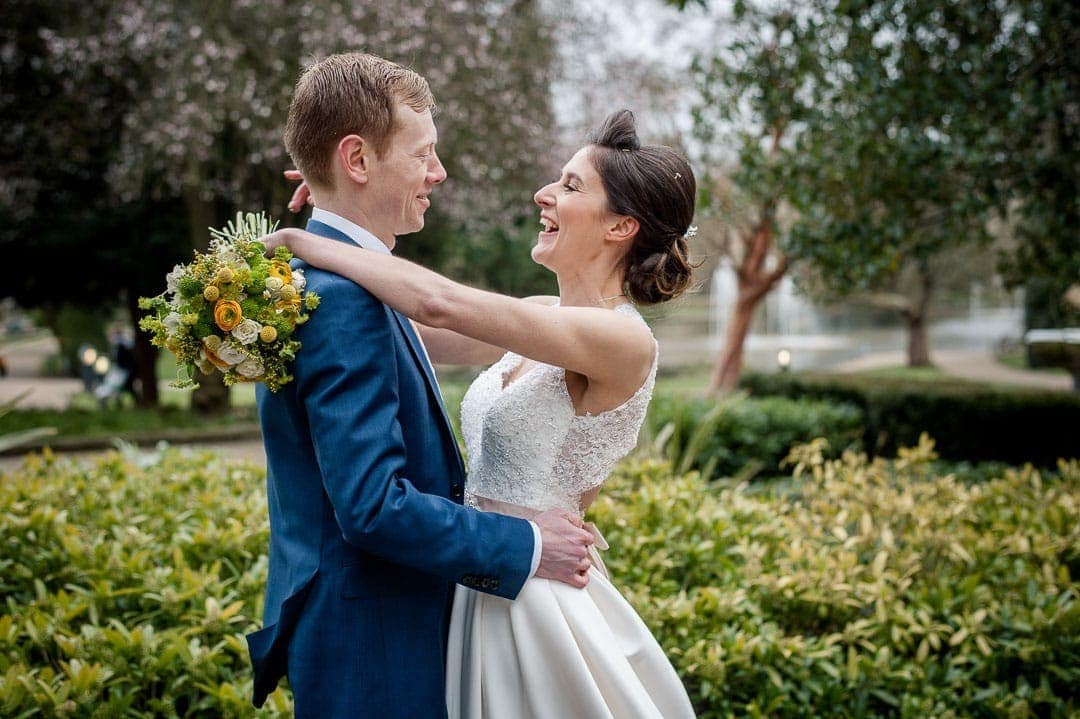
[284,52,435,187]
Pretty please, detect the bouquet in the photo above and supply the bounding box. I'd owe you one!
[139,212,320,392]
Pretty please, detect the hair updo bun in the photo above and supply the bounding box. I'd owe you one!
[586,110,697,305]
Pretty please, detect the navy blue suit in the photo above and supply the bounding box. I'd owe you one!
[247,220,535,717]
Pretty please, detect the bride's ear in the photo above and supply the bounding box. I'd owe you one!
[337,135,370,185]
[606,214,639,245]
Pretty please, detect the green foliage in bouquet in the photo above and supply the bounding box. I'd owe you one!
[139,212,320,393]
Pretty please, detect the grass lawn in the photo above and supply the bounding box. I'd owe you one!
[995,346,1071,375]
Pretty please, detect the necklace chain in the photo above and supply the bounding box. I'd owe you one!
[597,293,627,304]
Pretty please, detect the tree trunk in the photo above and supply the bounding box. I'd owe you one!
[707,205,789,394]
[125,292,159,408]
[710,295,759,392]
[906,313,931,367]
[184,185,230,414]
[905,263,935,367]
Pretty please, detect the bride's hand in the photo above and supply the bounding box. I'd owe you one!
[261,228,299,256]
[285,169,314,213]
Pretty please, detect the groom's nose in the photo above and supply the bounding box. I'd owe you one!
[428,151,447,185]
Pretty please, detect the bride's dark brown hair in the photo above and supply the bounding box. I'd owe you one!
[586,110,697,305]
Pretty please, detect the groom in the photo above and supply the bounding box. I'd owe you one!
[247,53,594,717]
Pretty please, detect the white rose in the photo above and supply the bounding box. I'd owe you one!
[164,312,182,333]
[291,269,306,291]
[236,357,264,378]
[216,342,246,366]
[231,318,261,345]
[265,276,284,292]
[165,265,184,295]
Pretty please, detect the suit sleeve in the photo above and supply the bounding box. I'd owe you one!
[294,273,534,599]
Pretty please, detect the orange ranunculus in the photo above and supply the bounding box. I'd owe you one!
[268,260,293,284]
[214,299,243,331]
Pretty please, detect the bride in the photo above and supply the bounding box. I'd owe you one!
[267,109,697,718]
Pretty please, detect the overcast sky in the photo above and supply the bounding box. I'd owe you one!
[549,0,725,154]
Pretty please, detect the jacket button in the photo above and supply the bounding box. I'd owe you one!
[450,485,464,501]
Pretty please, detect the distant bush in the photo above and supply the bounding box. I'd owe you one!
[740,371,1080,466]
[0,405,257,442]
[592,438,1080,718]
[643,392,864,479]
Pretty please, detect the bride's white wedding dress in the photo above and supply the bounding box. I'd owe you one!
[446,303,695,719]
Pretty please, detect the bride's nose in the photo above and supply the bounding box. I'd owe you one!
[534,183,555,207]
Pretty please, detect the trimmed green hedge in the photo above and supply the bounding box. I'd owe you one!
[2,442,1077,716]
[643,393,864,480]
[740,371,1080,466]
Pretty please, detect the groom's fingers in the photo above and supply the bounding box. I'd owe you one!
[554,508,585,529]
[284,169,314,212]
[288,183,313,213]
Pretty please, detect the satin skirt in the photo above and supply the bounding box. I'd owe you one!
[445,543,696,719]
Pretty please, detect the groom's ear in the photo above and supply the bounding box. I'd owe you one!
[337,135,370,185]
[606,214,639,244]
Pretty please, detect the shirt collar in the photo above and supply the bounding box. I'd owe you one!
[310,208,392,256]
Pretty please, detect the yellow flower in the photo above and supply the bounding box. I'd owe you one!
[259,325,278,343]
[276,296,302,314]
[214,300,243,331]
[215,267,236,284]
[268,260,293,284]
[278,284,298,302]
[203,285,220,302]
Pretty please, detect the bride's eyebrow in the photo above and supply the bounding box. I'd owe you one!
[565,172,584,186]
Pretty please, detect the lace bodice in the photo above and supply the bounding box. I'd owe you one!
[459,303,657,515]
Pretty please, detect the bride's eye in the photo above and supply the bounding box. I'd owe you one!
[562,183,578,193]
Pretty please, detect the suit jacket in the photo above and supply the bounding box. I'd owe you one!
[247,219,535,717]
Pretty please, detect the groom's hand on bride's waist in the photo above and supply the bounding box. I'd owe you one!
[534,509,595,589]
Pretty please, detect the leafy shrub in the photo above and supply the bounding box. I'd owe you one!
[0,447,291,716]
[643,392,864,480]
[2,440,1077,716]
[591,437,1080,717]
[740,371,1080,466]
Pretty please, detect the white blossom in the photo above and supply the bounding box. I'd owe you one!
[216,342,245,366]
[236,357,264,378]
[163,312,182,333]
[231,318,261,345]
